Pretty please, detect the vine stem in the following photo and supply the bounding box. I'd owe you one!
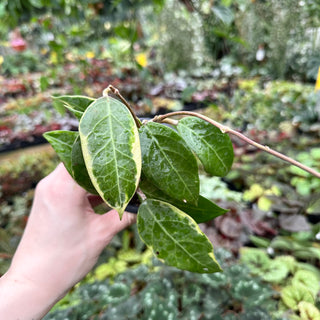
[103,85,141,128]
[153,111,320,179]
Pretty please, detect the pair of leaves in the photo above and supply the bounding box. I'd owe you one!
[138,120,231,273]
[139,117,234,206]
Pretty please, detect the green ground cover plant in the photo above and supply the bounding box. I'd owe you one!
[240,244,320,319]
[1,50,44,76]
[44,249,278,320]
[43,85,320,274]
[218,79,320,131]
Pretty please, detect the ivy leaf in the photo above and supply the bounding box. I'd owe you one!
[177,117,234,177]
[43,130,78,175]
[71,136,98,195]
[139,175,227,223]
[137,199,222,273]
[53,95,95,120]
[139,122,199,205]
[79,96,141,218]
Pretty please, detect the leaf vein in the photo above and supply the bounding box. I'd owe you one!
[146,206,207,268]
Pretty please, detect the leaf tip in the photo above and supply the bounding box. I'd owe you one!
[116,207,125,220]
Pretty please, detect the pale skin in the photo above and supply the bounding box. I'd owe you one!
[0,163,136,320]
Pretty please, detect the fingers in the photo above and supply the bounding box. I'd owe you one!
[36,163,88,204]
[87,195,104,208]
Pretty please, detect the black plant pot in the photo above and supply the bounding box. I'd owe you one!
[307,214,320,224]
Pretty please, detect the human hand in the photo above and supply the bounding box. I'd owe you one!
[0,163,136,319]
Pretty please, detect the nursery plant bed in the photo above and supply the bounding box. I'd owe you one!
[0,143,53,163]
[0,135,48,153]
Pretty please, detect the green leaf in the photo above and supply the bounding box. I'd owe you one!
[181,86,197,102]
[239,248,270,276]
[139,175,227,223]
[212,5,234,25]
[276,256,297,274]
[296,262,320,280]
[292,270,320,298]
[232,279,265,302]
[258,196,273,211]
[43,130,78,175]
[270,236,298,251]
[262,260,289,283]
[52,98,66,116]
[298,301,320,320]
[40,76,49,91]
[294,247,320,261]
[139,122,199,205]
[249,235,271,248]
[177,117,233,177]
[71,136,98,195]
[281,284,314,310]
[137,199,222,273]
[79,96,141,218]
[311,148,320,160]
[53,95,95,120]
[306,194,320,214]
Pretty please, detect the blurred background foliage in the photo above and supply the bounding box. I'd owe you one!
[1,0,320,81]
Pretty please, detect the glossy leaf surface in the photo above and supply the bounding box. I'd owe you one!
[137,199,222,273]
[177,117,234,177]
[43,130,78,175]
[71,136,98,195]
[53,95,95,120]
[139,122,199,205]
[139,175,227,223]
[79,96,141,218]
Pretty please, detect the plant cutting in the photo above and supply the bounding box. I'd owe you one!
[43,85,320,274]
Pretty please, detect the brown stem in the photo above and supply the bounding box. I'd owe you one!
[136,188,147,201]
[103,85,141,128]
[153,111,320,179]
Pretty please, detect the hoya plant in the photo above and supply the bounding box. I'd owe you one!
[44,85,320,274]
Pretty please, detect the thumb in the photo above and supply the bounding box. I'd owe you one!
[97,209,137,237]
